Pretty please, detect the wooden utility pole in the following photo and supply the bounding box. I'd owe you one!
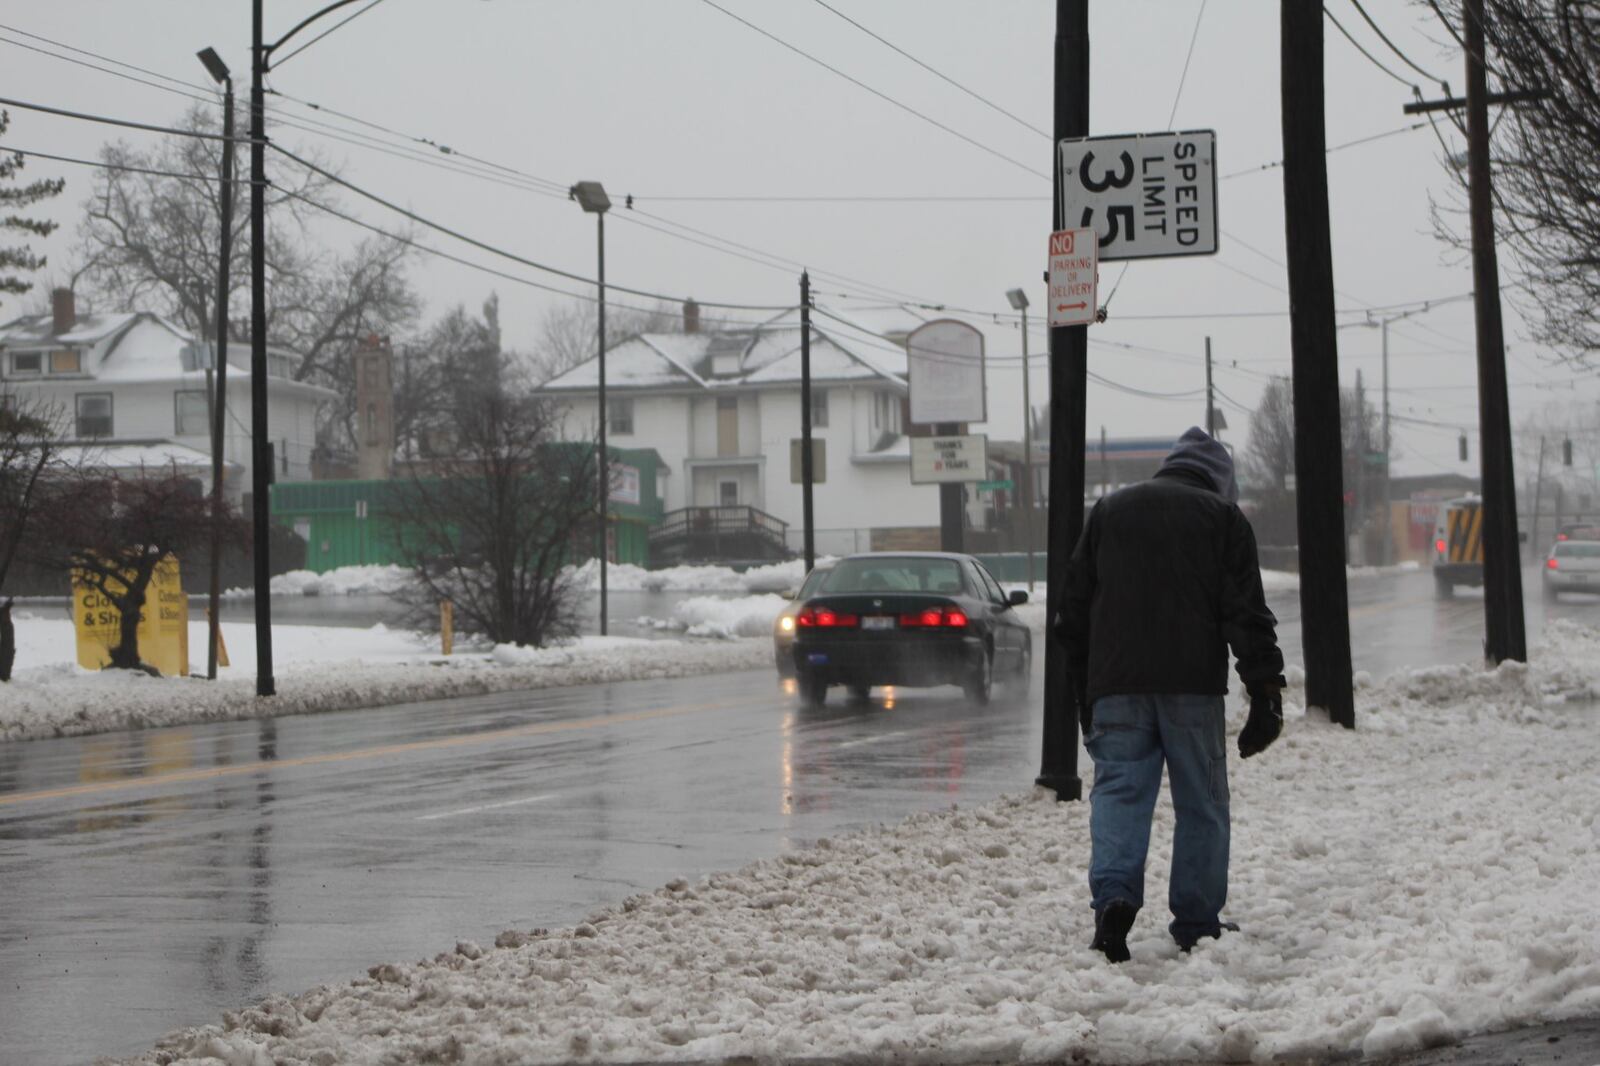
[1204,336,1215,435]
[1037,0,1087,801]
[799,271,816,572]
[1280,1,1354,728]
[1464,0,1526,663]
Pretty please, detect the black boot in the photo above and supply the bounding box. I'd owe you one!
[1090,901,1139,963]
[1176,919,1240,953]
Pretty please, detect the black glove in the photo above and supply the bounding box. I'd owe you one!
[1239,678,1285,759]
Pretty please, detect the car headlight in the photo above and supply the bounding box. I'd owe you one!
[779,615,795,633]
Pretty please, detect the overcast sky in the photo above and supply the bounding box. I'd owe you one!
[2,0,1592,477]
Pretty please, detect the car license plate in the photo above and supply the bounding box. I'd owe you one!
[862,615,895,630]
[807,652,829,664]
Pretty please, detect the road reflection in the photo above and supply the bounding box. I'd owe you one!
[780,687,977,817]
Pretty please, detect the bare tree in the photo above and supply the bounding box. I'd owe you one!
[0,109,66,315]
[394,295,502,459]
[529,297,682,382]
[389,382,599,648]
[31,472,248,672]
[78,105,418,442]
[1242,376,1382,544]
[0,396,67,680]
[1428,2,1600,360]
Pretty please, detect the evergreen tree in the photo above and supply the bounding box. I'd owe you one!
[0,110,65,308]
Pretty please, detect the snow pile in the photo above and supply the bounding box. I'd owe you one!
[636,593,791,640]
[122,636,1600,1065]
[109,625,1600,1066]
[636,588,1049,641]
[569,557,830,595]
[0,615,768,743]
[224,564,414,599]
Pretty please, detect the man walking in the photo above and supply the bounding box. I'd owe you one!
[1057,427,1285,962]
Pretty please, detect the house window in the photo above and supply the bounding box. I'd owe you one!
[49,349,81,374]
[10,352,42,376]
[716,396,738,457]
[76,393,113,438]
[608,397,634,435]
[809,388,828,428]
[175,390,209,436]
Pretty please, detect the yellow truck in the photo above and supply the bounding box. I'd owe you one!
[1432,496,1484,598]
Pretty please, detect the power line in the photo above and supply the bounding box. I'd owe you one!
[1166,0,1210,128]
[0,21,213,94]
[1348,0,1448,88]
[270,143,791,312]
[695,0,1049,181]
[271,0,392,69]
[806,0,1049,139]
[0,142,225,184]
[0,30,572,199]
[0,93,233,143]
[1324,5,1418,89]
[1218,122,1429,179]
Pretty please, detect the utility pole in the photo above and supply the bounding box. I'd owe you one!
[1204,336,1215,436]
[938,422,964,552]
[1280,1,1354,727]
[1038,0,1086,801]
[1529,437,1546,562]
[799,271,816,572]
[1356,367,1367,563]
[1007,290,1037,593]
[1464,0,1526,663]
[249,0,275,697]
[198,48,234,683]
[1099,425,1108,498]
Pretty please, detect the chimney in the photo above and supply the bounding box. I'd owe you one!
[682,297,700,335]
[52,288,76,335]
[353,335,396,480]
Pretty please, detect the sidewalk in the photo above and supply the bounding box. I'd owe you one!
[117,626,1600,1065]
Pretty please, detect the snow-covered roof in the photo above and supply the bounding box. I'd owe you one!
[0,310,337,399]
[539,312,907,395]
[0,311,140,347]
[56,439,235,472]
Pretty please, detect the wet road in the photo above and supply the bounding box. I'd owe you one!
[2,565,1596,1065]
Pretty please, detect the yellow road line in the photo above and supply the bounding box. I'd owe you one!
[1348,592,1436,621]
[1,698,746,809]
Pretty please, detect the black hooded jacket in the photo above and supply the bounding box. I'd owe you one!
[1055,433,1283,705]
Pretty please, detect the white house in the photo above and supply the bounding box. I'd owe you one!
[0,290,337,503]
[539,306,943,556]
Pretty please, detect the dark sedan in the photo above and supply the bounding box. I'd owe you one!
[784,552,1031,706]
[773,563,833,679]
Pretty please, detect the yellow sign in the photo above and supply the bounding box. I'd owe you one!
[73,555,190,678]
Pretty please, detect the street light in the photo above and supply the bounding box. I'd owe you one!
[571,180,611,636]
[245,0,374,698]
[1006,287,1037,593]
[197,47,234,683]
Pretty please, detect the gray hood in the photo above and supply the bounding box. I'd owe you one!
[1156,426,1238,503]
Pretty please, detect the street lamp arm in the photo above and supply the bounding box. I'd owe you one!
[265,0,369,60]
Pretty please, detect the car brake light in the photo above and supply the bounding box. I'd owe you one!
[1557,533,1569,541]
[1548,557,1559,570]
[796,606,858,628]
[897,606,968,628]
[1435,538,1447,554]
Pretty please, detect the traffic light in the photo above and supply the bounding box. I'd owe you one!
[1563,438,1574,466]
[1459,433,1469,462]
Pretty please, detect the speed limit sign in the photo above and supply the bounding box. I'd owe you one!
[1058,130,1217,261]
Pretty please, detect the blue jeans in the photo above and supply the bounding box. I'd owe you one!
[1086,693,1229,945]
